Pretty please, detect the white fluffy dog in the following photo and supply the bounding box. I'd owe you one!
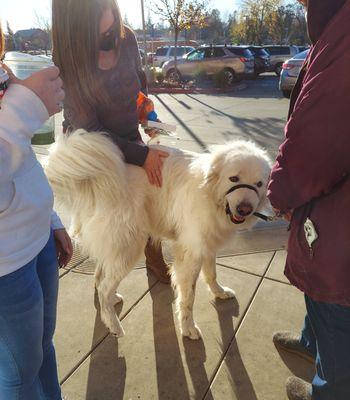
[45,130,271,340]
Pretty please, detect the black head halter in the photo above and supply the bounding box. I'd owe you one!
[225,183,276,222]
[225,184,259,197]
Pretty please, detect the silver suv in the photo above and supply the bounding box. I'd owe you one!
[162,45,255,85]
[153,46,195,68]
[263,45,299,76]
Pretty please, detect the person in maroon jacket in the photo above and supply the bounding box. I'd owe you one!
[52,0,171,283]
[268,0,350,399]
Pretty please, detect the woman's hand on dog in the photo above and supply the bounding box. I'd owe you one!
[143,148,169,187]
[54,228,73,268]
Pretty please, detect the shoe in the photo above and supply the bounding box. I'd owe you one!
[286,376,312,400]
[144,240,171,284]
[273,331,315,363]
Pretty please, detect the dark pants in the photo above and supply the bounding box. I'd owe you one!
[300,295,350,400]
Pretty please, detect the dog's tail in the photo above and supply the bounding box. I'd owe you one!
[45,129,129,210]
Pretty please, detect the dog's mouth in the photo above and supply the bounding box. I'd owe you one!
[230,214,246,224]
[225,203,247,225]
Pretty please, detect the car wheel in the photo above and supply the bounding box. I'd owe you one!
[166,69,182,84]
[275,64,283,76]
[223,68,236,86]
[282,90,291,98]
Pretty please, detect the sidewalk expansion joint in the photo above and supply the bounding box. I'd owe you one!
[59,279,159,385]
[202,250,277,400]
[58,257,89,280]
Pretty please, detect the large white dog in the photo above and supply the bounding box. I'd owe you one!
[45,130,271,340]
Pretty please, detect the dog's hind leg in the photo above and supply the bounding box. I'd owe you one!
[202,254,236,299]
[97,275,125,338]
[173,246,202,340]
[96,238,147,337]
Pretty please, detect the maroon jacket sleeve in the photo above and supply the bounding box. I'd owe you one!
[268,12,350,212]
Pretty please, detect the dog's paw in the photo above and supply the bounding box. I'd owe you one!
[215,286,236,300]
[110,325,125,338]
[181,324,202,340]
[114,293,124,305]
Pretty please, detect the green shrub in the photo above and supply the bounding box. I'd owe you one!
[193,68,207,86]
[213,69,229,88]
[145,66,156,84]
[156,72,165,84]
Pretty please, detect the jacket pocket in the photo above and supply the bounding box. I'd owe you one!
[0,182,18,218]
[0,162,53,224]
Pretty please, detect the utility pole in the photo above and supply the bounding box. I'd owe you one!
[140,0,148,67]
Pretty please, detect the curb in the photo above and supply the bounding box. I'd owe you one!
[149,83,247,95]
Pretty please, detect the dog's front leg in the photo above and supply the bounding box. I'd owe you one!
[202,253,236,300]
[173,248,202,340]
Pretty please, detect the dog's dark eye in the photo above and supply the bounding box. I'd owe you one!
[256,181,263,188]
[229,176,239,183]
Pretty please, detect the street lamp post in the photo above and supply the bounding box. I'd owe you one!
[140,0,148,68]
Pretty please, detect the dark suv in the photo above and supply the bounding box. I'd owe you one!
[247,46,271,76]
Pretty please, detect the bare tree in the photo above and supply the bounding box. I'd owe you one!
[34,11,51,55]
[6,21,16,51]
[152,0,208,69]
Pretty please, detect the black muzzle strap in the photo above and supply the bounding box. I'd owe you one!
[225,184,259,197]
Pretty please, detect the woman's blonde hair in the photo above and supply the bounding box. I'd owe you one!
[52,0,125,119]
[0,23,5,60]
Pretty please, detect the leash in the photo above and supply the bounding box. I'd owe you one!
[225,184,279,223]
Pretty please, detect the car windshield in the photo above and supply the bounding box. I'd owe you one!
[227,47,253,58]
[293,50,309,60]
[250,48,269,57]
[186,49,205,60]
[169,47,187,56]
[155,48,168,56]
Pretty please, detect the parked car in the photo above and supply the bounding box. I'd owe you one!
[297,46,310,53]
[153,46,195,68]
[279,49,309,98]
[263,45,299,76]
[162,45,255,85]
[247,46,271,76]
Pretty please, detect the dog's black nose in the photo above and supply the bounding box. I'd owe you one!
[236,203,253,217]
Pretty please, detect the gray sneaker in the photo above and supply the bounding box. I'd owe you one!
[286,376,312,400]
[273,331,315,363]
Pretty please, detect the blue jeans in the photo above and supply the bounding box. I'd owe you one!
[0,231,61,400]
[300,295,350,400]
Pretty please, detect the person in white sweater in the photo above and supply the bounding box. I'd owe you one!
[0,29,72,400]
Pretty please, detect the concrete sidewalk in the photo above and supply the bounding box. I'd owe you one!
[36,92,314,399]
[53,222,314,400]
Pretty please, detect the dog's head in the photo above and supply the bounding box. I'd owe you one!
[205,141,272,227]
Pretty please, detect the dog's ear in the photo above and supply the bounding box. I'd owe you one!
[203,152,224,194]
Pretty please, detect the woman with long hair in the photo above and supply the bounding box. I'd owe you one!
[52,0,170,283]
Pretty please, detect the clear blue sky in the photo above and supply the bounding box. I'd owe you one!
[1,0,238,32]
